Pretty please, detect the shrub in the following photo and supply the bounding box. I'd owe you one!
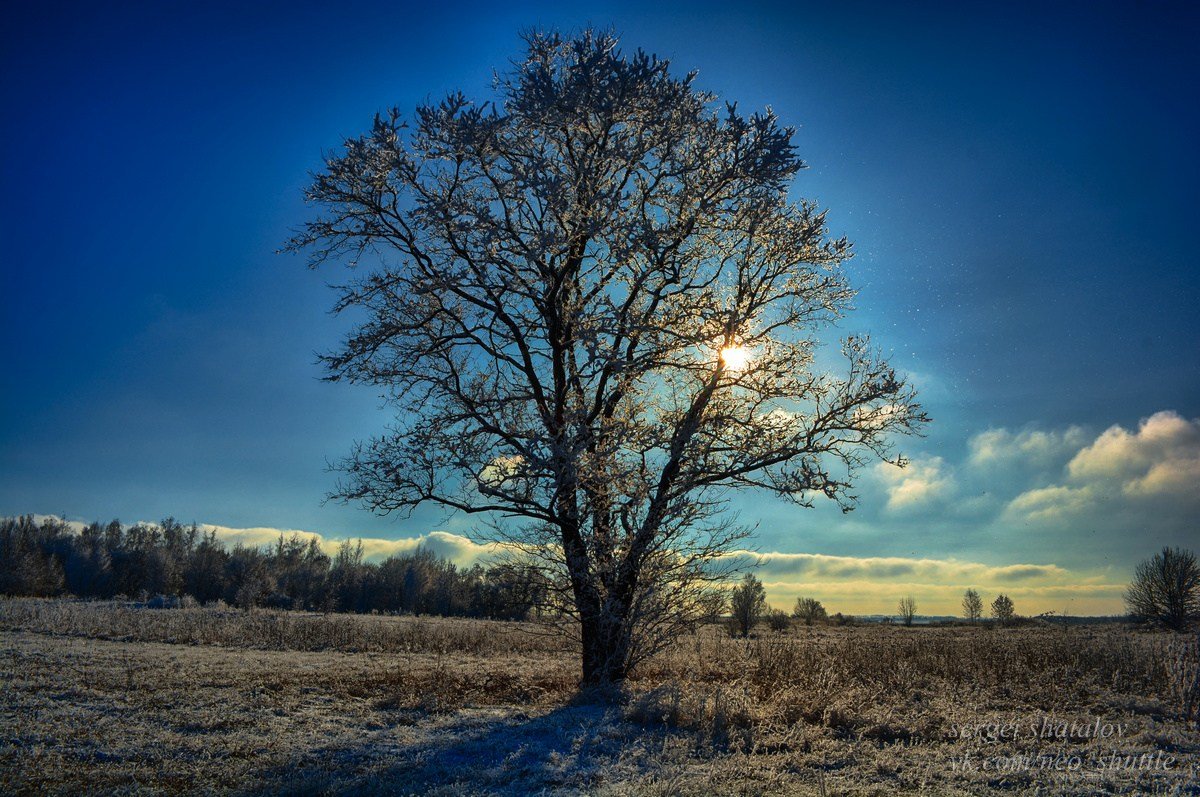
[765,609,791,633]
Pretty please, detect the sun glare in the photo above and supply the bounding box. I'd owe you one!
[720,345,751,371]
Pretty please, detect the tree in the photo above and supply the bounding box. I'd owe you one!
[1125,547,1200,632]
[898,595,917,626]
[792,596,827,626]
[289,29,926,686]
[227,545,272,611]
[328,539,367,613]
[962,588,982,624]
[729,573,767,638]
[765,608,792,633]
[185,530,229,604]
[991,593,1015,625]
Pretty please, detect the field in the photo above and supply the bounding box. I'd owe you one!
[1,599,1197,795]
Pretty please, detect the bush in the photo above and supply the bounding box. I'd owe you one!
[147,594,182,609]
[765,609,791,633]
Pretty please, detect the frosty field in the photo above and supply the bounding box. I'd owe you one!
[1,599,1197,795]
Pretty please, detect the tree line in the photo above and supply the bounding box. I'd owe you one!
[0,515,545,619]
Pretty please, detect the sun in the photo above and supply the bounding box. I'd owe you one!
[720,345,752,371]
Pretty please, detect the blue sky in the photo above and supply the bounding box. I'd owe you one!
[3,1,1198,613]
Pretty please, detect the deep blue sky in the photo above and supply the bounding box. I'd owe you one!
[3,1,1198,605]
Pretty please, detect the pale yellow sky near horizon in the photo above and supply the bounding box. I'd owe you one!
[35,515,1127,617]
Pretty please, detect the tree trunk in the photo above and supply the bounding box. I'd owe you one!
[579,611,632,688]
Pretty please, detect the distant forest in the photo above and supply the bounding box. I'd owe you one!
[0,515,545,620]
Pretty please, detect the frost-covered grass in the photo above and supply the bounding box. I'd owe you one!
[0,596,568,655]
[1,598,1197,795]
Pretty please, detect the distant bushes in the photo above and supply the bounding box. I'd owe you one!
[0,515,544,619]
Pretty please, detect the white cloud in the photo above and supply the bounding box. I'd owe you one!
[1004,411,1200,522]
[1003,485,1097,523]
[11,515,500,568]
[968,426,1087,469]
[1066,410,1200,498]
[1124,457,1200,498]
[31,514,88,533]
[190,523,501,568]
[875,455,952,512]
[478,455,525,489]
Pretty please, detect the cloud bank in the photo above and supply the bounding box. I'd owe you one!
[191,523,502,569]
[27,515,501,570]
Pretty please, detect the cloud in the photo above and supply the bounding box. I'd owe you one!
[968,426,1087,469]
[875,455,952,512]
[14,515,500,567]
[1066,411,1200,498]
[183,522,500,568]
[852,402,912,432]
[478,455,525,489]
[746,551,1073,587]
[1125,457,1200,497]
[1004,484,1097,523]
[1005,411,1200,522]
[32,514,88,533]
[412,531,500,565]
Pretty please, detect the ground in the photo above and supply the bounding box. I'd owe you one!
[1,599,1197,795]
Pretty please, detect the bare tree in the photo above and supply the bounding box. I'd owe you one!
[962,588,982,624]
[729,572,767,638]
[1125,547,1200,632]
[793,596,827,626]
[991,593,1015,625]
[289,29,926,686]
[898,595,917,626]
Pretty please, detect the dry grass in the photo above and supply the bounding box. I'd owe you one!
[1,598,1197,795]
[0,597,569,655]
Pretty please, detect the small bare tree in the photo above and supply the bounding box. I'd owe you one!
[898,595,917,626]
[290,29,925,686]
[962,588,982,624]
[1126,547,1200,632]
[729,572,766,638]
[793,596,827,625]
[991,593,1015,625]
